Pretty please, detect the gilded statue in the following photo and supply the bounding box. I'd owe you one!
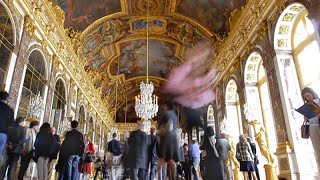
[249,120,275,164]
[228,139,240,168]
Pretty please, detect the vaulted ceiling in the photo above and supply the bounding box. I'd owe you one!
[50,0,247,122]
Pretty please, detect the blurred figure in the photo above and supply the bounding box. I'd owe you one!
[201,126,224,180]
[157,100,181,180]
[181,143,191,180]
[34,122,59,180]
[164,42,217,109]
[189,139,201,180]
[236,135,257,180]
[107,132,122,180]
[128,123,150,180]
[0,91,14,166]
[247,137,260,180]
[79,134,95,180]
[0,117,25,179]
[216,133,231,180]
[60,120,85,180]
[18,121,39,180]
[147,128,159,180]
[122,132,131,180]
[48,127,61,179]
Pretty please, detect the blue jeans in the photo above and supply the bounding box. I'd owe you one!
[0,133,7,156]
[67,155,80,180]
[192,157,200,180]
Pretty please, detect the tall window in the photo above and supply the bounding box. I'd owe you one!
[87,116,94,140]
[78,105,85,133]
[18,50,47,117]
[293,10,320,92]
[51,79,66,130]
[0,4,14,89]
[95,122,101,148]
[225,80,242,141]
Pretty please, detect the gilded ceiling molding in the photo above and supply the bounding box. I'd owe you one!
[211,0,284,88]
[15,0,113,129]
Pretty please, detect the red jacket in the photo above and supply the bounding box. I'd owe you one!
[79,141,95,174]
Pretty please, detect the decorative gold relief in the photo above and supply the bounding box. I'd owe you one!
[279,158,289,171]
[283,13,295,22]
[52,5,65,27]
[24,15,35,37]
[52,56,60,68]
[277,39,287,48]
[289,5,303,12]
[278,25,289,35]
[31,1,43,14]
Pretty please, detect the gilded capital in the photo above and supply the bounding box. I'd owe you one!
[52,56,60,68]
[24,15,35,37]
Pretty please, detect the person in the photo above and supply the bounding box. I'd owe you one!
[18,121,39,180]
[189,139,201,180]
[34,122,59,180]
[216,133,231,180]
[300,87,320,168]
[236,135,257,180]
[0,117,25,179]
[107,132,122,180]
[201,126,224,180]
[48,127,61,179]
[127,123,150,180]
[60,120,85,180]
[79,134,95,180]
[247,137,260,180]
[147,128,159,180]
[0,91,14,166]
[181,143,191,180]
[157,100,181,180]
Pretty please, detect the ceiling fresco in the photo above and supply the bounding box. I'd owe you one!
[51,0,248,122]
[176,0,247,36]
[51,0,121,31]
[109,39,181,79]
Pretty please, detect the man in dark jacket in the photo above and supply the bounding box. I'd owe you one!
[147,128,159,180]
[0,117,25,179]
[128,122,150,180]
[107,132,122,156]
[0,91,14,166]
[61,120,85,180]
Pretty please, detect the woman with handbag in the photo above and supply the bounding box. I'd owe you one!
[79,134,95,180]
[301,87,320,168]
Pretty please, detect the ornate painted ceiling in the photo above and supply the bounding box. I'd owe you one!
[50,0,247,122]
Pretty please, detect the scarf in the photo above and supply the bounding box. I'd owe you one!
[208,135,219,158]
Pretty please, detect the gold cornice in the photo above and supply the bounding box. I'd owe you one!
[17,0,113,129]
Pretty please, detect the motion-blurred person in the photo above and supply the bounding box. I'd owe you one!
[18,121,39,180]
[128,122,150,180]
[48,127,61,179]
[0,91,14,166]
[79,134,95,180]
[201,126,224,180]
[107,132,122,180]
[181,143,191,180]
[247,137,260,180]
[146,128,159,180]
[0,117,25,179]
[216,133,231,180]
[189,139,201,180]
[157,100,181,180]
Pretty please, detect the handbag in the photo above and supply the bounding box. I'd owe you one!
[301,121,310,139]
[85,153,96,162]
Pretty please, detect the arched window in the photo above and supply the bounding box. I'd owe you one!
[292,10,320,91]
[207,105,215,129]
[18,50,47,117]
[0,4,14,89]
[51,79,66,130]
[78,105,85,133]
[95,122,101,149]
[225,79,242,141]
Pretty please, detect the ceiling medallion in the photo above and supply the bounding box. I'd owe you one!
[137,0,159,12]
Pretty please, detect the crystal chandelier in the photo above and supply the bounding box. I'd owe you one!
[134,0,159,120]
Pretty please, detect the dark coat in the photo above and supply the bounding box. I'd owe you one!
[128,129,150,169]
[34,132,57,158]
[148,134,159,165]
[0,101,14,134]
[108,139,122,156]
[61,129,85,156]
[7,124,26,155]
